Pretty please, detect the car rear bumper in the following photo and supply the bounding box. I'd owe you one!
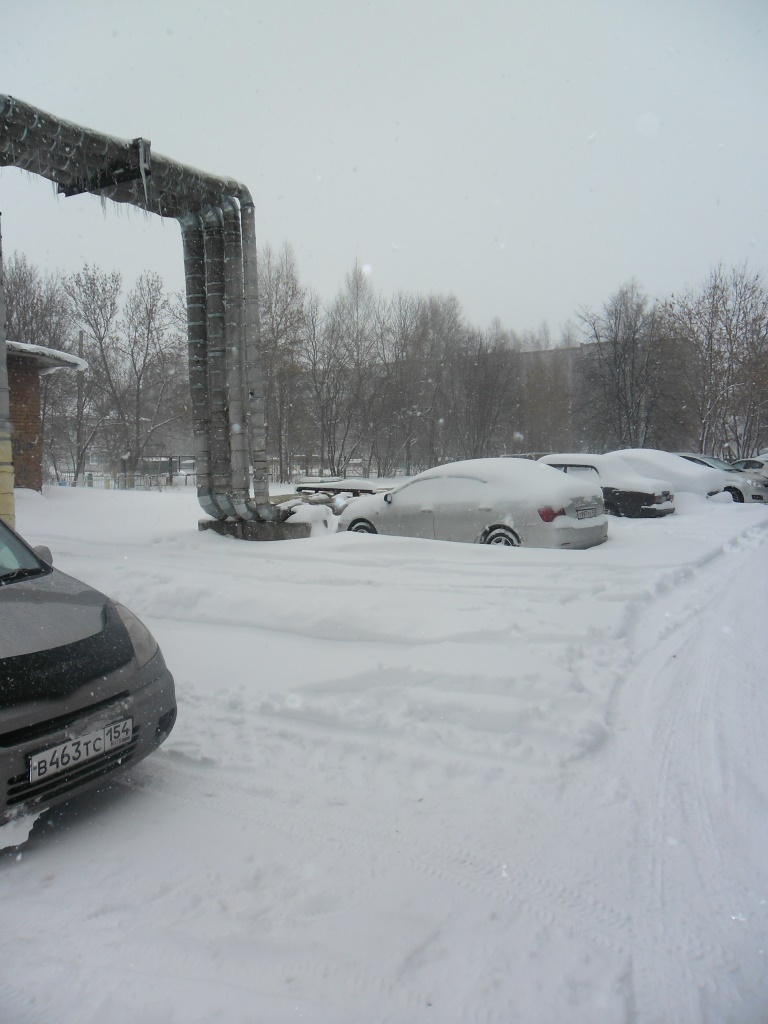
[554,520,609,549]
[609,491,675,517]
[638,505,676,517]
[0,650,176,826]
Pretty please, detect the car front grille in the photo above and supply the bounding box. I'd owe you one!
[0,692,131,748]
[5,724,140,809]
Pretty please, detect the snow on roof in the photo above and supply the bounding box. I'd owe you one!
[539,452,673,491]
[6,340,87,374]
[407,457,598,503]
[607,448,725,494]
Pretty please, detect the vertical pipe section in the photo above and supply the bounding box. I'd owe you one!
[240,197,276,519]
[0,213,15,528]
[202,206,236,518]
[179,213,223,520]
[221,198,250,516]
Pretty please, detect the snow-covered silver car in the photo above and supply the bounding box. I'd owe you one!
[729,456,768,486]
[677,454,768,504]
[338,458,608,548]
[0,518,177,830]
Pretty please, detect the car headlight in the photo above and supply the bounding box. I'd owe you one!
[112,601,159,669]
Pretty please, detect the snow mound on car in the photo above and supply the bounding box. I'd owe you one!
[607,449,725,495]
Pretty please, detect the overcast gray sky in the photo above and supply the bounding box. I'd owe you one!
[1,0,766,336]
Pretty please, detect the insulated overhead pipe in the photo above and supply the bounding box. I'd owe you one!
[0,213,14,528]
[201,205,236,518]
[179,212,222,521]
[0,94,285,526]
[221,198,249,510]
[240,198,274,519]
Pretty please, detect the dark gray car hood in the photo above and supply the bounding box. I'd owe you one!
[0,568,107,658]
[0,569,135,707]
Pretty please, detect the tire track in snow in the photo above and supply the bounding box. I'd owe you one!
[608,525,768,1021]
[125,756,635,964]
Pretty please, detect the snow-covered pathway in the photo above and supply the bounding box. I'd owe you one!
[2,487,767,1023]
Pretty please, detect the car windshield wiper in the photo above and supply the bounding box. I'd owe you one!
[0,565,47,585]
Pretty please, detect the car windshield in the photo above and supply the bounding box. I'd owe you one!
[564,465,601,482]
[697,456,737,470]
[0,521,44,580]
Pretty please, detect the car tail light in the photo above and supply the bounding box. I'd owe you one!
[538,506,566,523]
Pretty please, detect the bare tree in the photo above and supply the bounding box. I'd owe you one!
[664,265,768,457]
[578,282,665,450]
[410,294,465,469]
[442,324,517,459]
[62,265,122,475]
[722,268,768,456]
[259,243,311,481]
[300,265,379,476]
[368,291,424,475]
[302,290,349,475]
[116,272,188,474]
[3,252,82,478]
[64,267,187,480]
[4,252,70,350]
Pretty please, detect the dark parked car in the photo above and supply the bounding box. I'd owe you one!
[0,517,176,831]
[538,452,675,517]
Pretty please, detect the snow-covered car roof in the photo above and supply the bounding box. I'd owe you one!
[606,449,725,495]
[539,452,673,492]
[395,457,601,503]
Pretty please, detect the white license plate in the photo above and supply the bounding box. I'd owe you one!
[29,718,133,784]
[577,507,597,520]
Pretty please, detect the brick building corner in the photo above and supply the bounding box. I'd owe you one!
[6,341,86,491]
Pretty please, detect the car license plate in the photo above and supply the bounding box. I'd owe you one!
[29,718,133,783]
[577,507,597,520]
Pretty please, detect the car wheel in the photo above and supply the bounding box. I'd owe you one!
[481,526,520,547]
[348,518,377,534]
[725,487,744,503]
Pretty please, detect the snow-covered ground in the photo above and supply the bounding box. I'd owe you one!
[2,485,768,1024]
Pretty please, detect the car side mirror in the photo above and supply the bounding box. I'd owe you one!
[34,545,53,565]
[384,492,393,504]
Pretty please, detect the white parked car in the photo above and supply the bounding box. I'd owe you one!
[676,454,768,504]
[606,449,725,497]
[539,452,675,517]
[729,456,768,486]
[338,458,608,549]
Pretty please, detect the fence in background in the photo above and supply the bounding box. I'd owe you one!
[50,471,197,491]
